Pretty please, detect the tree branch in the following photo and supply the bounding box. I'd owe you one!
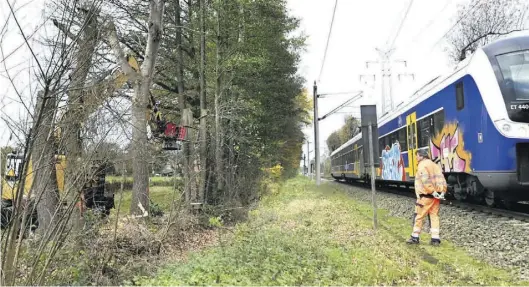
[105,21,139,79]
[460,29,524,60]
[52,19,77,42]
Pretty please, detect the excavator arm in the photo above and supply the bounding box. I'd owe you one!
[56,55,185,150]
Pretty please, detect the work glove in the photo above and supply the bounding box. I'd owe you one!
[432,191,445,200]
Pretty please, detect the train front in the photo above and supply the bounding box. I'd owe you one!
[480,35,529,200]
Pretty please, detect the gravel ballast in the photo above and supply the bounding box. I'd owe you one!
[334,182,529,281]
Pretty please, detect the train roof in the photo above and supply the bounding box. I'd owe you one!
[330,132,362,156]
[482,34,529,59]
[329,34,529,158]
[330,46,474,158]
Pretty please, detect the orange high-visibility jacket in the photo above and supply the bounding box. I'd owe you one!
[414,159,447,199]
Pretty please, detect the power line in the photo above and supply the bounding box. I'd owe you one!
[430,0,482,50]
[409,0,454,45]
[389,0,415,50]
[318,0,339,82]
[397,0,482,66]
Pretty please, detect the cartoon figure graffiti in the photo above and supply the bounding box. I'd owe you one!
[380,142,406,181]
[430,123,472,173]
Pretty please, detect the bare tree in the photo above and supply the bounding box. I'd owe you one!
[105,0,166,216]
[174,0,192,203]
[0,0,86,281]
[52,0,103,232]
[447,0,529,62]
[30,90,60,235]
[214,0,225,199]
[198,0,207,205]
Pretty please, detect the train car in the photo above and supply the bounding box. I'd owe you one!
[330,34,529,206]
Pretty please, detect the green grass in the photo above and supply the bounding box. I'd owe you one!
[111,186,178,216]
[107,176,176,183]
[106,176,178,184]
[136,177,528,286]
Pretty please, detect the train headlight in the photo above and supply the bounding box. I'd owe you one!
[495,119,529,139]
[520,126,529,137]
[502,123,512,133]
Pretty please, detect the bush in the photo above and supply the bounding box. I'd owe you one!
[12,207,216,286]
[258,164,284,197]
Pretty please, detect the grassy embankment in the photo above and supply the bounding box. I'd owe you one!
[136,176,528,286]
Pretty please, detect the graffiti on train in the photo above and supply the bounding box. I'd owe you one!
[429,122,472,173]
[380,142,406,181]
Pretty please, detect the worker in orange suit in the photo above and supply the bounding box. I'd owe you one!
[406,149,447,246]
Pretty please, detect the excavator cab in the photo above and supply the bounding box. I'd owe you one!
[161,122,186,151]
[146,102,186,151]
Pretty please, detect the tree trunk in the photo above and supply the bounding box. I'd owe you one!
[103,0,167,217]
[2,88,51,286]
[175,0,191,203]
[227,117,234,199]
[130,0,166,217]
[214,3,224,200]
[198,0,207,204]
[59,5,99,230]
[129,83,150,216]
[32,92,60,234]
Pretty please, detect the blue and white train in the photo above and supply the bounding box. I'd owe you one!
[330,34,529,206]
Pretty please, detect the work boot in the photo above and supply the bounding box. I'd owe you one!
[406,236,420,244]
[430,239,441,246]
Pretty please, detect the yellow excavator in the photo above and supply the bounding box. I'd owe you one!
[0,55,184,228]
[1,55,187,228]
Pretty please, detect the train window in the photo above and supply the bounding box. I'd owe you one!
[456,82,464,110]
[398,128,407,150]
[389,132,397,147]
[379,137,385,154]
[433,110,445,135]
[417,117,432,148]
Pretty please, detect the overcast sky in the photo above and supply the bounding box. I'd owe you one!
[286,0,473,165]
[0,0,515,163]
[0,0,47,146]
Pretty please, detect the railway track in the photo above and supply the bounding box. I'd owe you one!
[328,178,529,222]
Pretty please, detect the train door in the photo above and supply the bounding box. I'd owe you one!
[406,112,418,178]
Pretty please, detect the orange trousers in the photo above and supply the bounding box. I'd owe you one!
[412,197,440,239]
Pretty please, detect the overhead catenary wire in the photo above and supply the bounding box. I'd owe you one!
[388,0,415,50]
[393,0,482,80]
[318,0,339,82]
[430,0,483,51]
[409,0,454,45]
[318,91,363,121]
[318,90,362,97]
